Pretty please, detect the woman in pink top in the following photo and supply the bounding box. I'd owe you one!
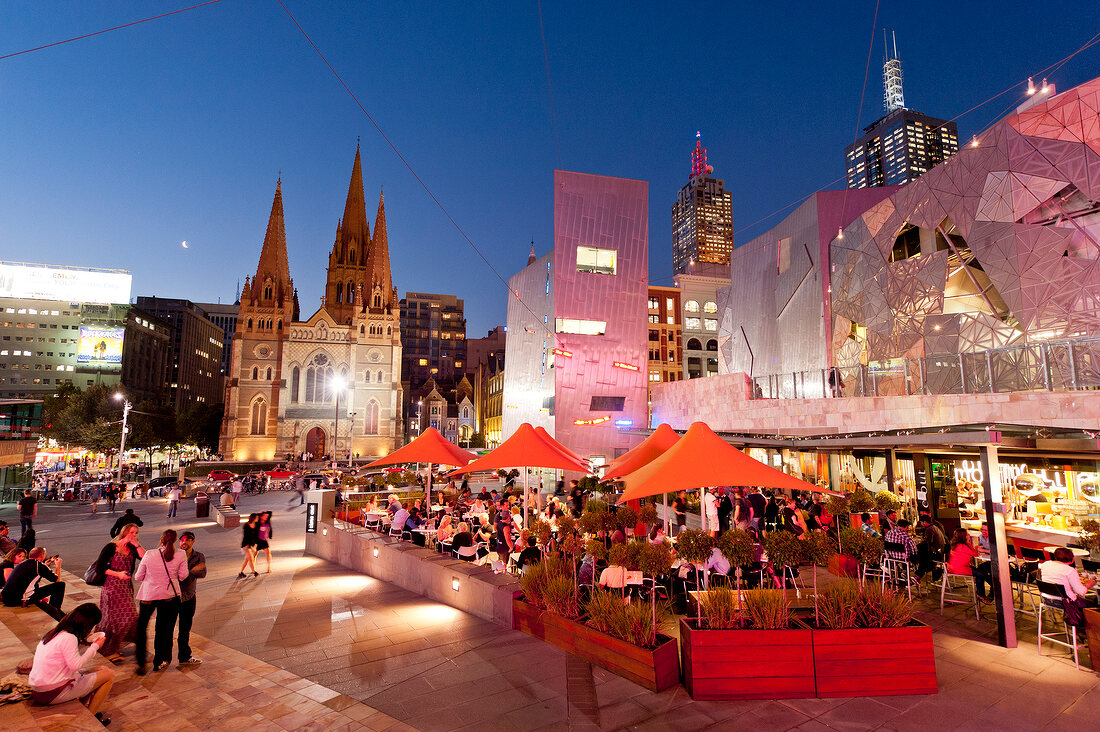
[29,602,115,724]
[133,530,189,675]
[947,528,992,600]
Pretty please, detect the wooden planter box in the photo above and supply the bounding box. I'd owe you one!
[512,597,679,692]
[680,617,815,700]
[828,554,860,578]
[813,622,937,697]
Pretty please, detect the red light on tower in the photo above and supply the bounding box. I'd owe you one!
[691,131,708,180]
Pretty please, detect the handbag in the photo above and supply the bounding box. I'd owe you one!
[159,549,181,600]
[82,560,106,587]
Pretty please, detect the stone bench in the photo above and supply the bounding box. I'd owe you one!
[215,505,240,528]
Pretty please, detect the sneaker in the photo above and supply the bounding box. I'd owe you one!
[251,571,259,577]
[152,662,165,672]
[178,658,203,667]
[237,572,246,579]
[135,665,147,676]
[95,712,112,727]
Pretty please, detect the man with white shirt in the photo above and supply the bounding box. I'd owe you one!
[166,485,181,518]
[703,487,718,537]
[1041,547,1095,608]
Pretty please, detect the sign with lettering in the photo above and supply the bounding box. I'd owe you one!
[306,503,318,534]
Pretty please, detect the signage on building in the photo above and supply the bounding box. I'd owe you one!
[0,263,131,304]
[305,503,318,533]
[0,440,37,468]
[77,325,125,364]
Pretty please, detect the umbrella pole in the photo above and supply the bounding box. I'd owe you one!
[427,463,432,516]
[662,492,668,535]
[523,469,529,528]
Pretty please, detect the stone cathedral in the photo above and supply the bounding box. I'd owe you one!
[220,147,403,460]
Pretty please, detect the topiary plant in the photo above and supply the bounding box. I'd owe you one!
[763,531,804,590]
[849,488,876,514]
[800,530,838,625]
[615,505,639,535]
[874,490,902,513]
[717,529,755,626]
[530,518,553,547]
[676,528,717,622]
[578,499,609,536]
[1079,519,1100,557]
[638,503,659,530]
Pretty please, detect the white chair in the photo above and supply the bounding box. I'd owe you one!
[940,567,980,621]
[1036,580,1087,670]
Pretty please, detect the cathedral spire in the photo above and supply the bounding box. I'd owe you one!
[337,144,370,263]
[251,179,292,303]
[369,189,393,308]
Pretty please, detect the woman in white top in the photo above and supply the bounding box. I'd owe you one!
[29,602,115,724]
[133,529,189,675]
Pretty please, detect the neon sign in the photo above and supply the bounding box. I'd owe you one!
[574,416,611,426]
[612,361,639,371]
[553,348,573,358]
[614,419,633,427]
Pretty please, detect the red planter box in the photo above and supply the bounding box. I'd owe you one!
[812,622,937,697]
[828,554,860,578]
[512,597,679,692]
[680,618,815,700]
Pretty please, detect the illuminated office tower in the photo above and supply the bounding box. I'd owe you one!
[671,133,734,275]
[845,32,958,188]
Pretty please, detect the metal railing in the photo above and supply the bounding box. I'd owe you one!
[750,337,1100,400]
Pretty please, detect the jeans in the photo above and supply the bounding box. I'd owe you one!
[19,515,32,537]
[972,561,992,598]
[167,500,178,518]
[177,597,196,662]
[136,598,180,668]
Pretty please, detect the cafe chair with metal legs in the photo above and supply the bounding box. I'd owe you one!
[1020,546,1047,562]
[940,565,980,621]
[882,542,914,601]
[1036,580,1087,671]
[1010,560,1040,620]
[862,554,889,589]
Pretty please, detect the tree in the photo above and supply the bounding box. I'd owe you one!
[176,401,223,452]
[468,431,486,449]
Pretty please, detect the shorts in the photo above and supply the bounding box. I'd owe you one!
[242,545,257,555]
[255,540,269,551]
[35,671,98,705]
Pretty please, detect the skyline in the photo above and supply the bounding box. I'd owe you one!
[2,2,1099,337]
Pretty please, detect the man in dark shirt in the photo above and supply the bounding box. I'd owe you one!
[0,520,16,556]
[672,492,687,537]
[569,480,583,517]
[716,488,733,533]
[1,547,65,619]
[916,516,946,580]
[18,490,37,539]
[177,532,206,666]
[746,488,767,531]
[110,509,144,538]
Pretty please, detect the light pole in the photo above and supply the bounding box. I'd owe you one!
[114,393,132,485]
[347,413,356,468]
[331,375,347,467]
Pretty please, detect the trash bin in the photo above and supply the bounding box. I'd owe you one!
[195,491,210,518]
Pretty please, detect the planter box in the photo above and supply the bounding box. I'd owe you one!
[680,617,815,700]
[512,597,679,692]
[812,622,937,697]
[828,554,860,578]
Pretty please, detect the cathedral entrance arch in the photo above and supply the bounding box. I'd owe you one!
[305,427,326,458]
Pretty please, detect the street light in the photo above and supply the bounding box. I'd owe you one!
[331,374,348,467]
[347,413,356,468]
[113,393,132,485]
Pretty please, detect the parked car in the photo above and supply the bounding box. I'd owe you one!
[207,469,237,481]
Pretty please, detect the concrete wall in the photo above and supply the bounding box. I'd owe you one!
[305,525,521,628]
[651,371,1100,433]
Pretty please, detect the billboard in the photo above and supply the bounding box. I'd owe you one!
[0,262,131,304]
[77,325,125,364]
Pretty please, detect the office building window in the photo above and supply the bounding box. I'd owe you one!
[576,246,617,275]
[555,318,606,335]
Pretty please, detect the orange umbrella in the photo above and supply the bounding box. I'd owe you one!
[534,426,589,468]
[602,423,680,481]
[363,426,475,509]
[448,423,590,520]
[618,422,834,507]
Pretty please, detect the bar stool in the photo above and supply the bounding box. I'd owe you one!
[1011,560,1040,620]
[1036,580,1087,670]
[940,565,980,620]
[882,542,914,600]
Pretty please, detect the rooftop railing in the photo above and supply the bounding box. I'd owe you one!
[750,337,1100,400]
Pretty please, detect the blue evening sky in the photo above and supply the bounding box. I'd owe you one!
[1,2,1098,337]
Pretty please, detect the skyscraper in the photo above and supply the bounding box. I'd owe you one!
[671,133,734,275]
[845,32,958,189]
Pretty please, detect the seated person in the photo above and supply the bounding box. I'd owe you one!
[2,546,28,587]
[436,516,455,545]
[516,531,542,571]
[1041,547,1096,622]
[1,547,66,619]
[390,506,410,534]
[578,554,597,586]
[648,521,667,545]
[28,603,114,725]
[915,517,946,581]
[978,523,990,553]
[706,546,732,577]
[220,489,235,508]
[0,520,17,555]
[946,528,991,600]
[598,564,628,589]
[884,520,918,563]
[859,513,881,538]
[386,494,402,516]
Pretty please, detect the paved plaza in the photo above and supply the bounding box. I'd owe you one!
[1,492,1098,731]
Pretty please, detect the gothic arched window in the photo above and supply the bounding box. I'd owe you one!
[360,324,365,335]
[364,371,371,384]
[347,281,355,304]
[376,370,383,383]
[365,400,380,435]
[373,293,381,308]
[250,398,267,435]
[335,282,343,303]
[265,367,272,380]
[251,366,258,380]
[290,366,300,402]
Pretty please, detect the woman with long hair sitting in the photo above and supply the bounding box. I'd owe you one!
[28,602,115,725]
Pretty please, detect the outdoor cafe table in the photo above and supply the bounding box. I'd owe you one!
[414,528,437,546]
[1044,546,1090,563]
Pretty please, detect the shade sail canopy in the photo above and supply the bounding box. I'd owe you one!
[617,422,835,503]
[448,423,590,476]
[534,426,588,466]
[602,423,681,481]
[362,426,475,469]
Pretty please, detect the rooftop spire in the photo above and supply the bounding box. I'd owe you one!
[369,189,393,308]
[251,179,292,303]
[528,240,536,265]
[337,143,370,262]
[690,131,709,181]
[883,29,905,112]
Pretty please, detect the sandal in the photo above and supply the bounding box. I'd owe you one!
[95,712,112,727]
[106,654,124,665]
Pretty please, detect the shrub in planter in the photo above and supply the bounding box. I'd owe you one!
[763,530,804,589]
[585,588,667,649]
[677,529,716,621]
[542,573,581,619]
[848,489,876,515]
[811,579,934,697]
[801,530,837,625]
[616,505,639,534]
[717,529,755,625]
[874,490,902,513]
[696,586,741,629]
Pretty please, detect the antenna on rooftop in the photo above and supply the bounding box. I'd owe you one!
[883,29,905,113]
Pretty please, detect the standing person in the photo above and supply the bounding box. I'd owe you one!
[109,509,143,539]
[18,489,37,539]
[703,487,719,537]
[176,531,206,667]
[28,603,115,726]
[231,478,244,505]
[237,514,260,579]
[1,547,66,619]
[569,480,583,518]
[291,475,306,506]
[733,489,753,531]
[133,530,187,675]
[106,484,118,512]
[94,523,145,664]
[90,483,101,514]
[747,487,767,532]
[256,512,274,573]
[166,484,181,519]
[716,488,733,533]
[672,491,688,537]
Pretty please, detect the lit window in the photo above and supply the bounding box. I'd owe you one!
[649,314,659,324]
[686,317,701,330]
[648,297,659,310]
[704,319,718,331]
[666,298,674,310]
[418,358,428,366]
[576,246,617,275]
[555,318,606,335]
[703,301,718,313]
[685,301,699,313]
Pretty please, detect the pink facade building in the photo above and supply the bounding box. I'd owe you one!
[503,170,649,466]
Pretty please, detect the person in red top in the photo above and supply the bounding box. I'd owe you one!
[946,528,991,601]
